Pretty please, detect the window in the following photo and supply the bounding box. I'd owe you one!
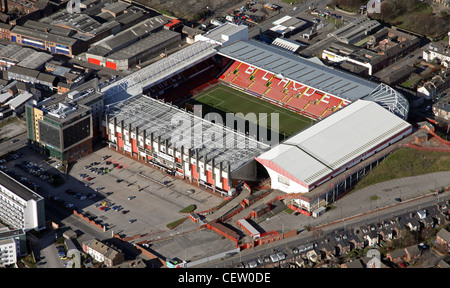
[278,175,290,186]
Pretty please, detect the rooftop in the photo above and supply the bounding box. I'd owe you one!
[218,40,379,101]
[218,40,409,119]
[11,25,78,47]
[108,29,179,60]
[94,15,168,53]
[196,22,248,45]
[33,79,102,123]
[105,94,270,172]
[256,100,411,188]
[102,40,218,102]
[0,171,43,202]
[270,16,307,34]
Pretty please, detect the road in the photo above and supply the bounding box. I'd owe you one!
[196,171,450,268]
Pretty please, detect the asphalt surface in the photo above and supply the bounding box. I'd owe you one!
[196,171,450,268]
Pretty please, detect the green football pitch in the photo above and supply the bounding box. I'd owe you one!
[187,84,315,138]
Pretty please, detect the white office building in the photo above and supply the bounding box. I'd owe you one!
[0,171,45,232]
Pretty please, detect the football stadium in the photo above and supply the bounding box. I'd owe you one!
[101,23,411,212]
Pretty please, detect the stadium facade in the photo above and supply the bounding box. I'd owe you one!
[99,23,411,203]
[255,100,412,196]
[104,94,270,197]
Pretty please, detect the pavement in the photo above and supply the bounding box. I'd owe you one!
[196,173,450,267]
[252,171,450,234]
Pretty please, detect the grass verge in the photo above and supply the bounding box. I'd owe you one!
[353,148,450,192]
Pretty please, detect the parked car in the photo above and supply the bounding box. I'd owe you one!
[129,219,137,223]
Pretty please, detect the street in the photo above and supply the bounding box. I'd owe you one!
[196,171,450,267]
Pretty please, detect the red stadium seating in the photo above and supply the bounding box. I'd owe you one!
[218,60,349,119]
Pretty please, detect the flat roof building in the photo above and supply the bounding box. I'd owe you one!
[26,79,103,163]
[0,227,27,267]
[85,16,180,70]
[0,171,45,232]
[10,24,86,57]
[194,22,248,46]
[328,19,381,45]
[269,16,307,38]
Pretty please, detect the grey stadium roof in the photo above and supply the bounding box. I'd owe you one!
[105,94,270,172]
[102,41,218,103]
[218,40,409,119]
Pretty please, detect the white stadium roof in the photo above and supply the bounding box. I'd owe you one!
[256,100,412,189]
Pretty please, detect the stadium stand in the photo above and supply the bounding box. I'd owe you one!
[218,60,348,119]
[144,58,221,103]
[217,40,409,121]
